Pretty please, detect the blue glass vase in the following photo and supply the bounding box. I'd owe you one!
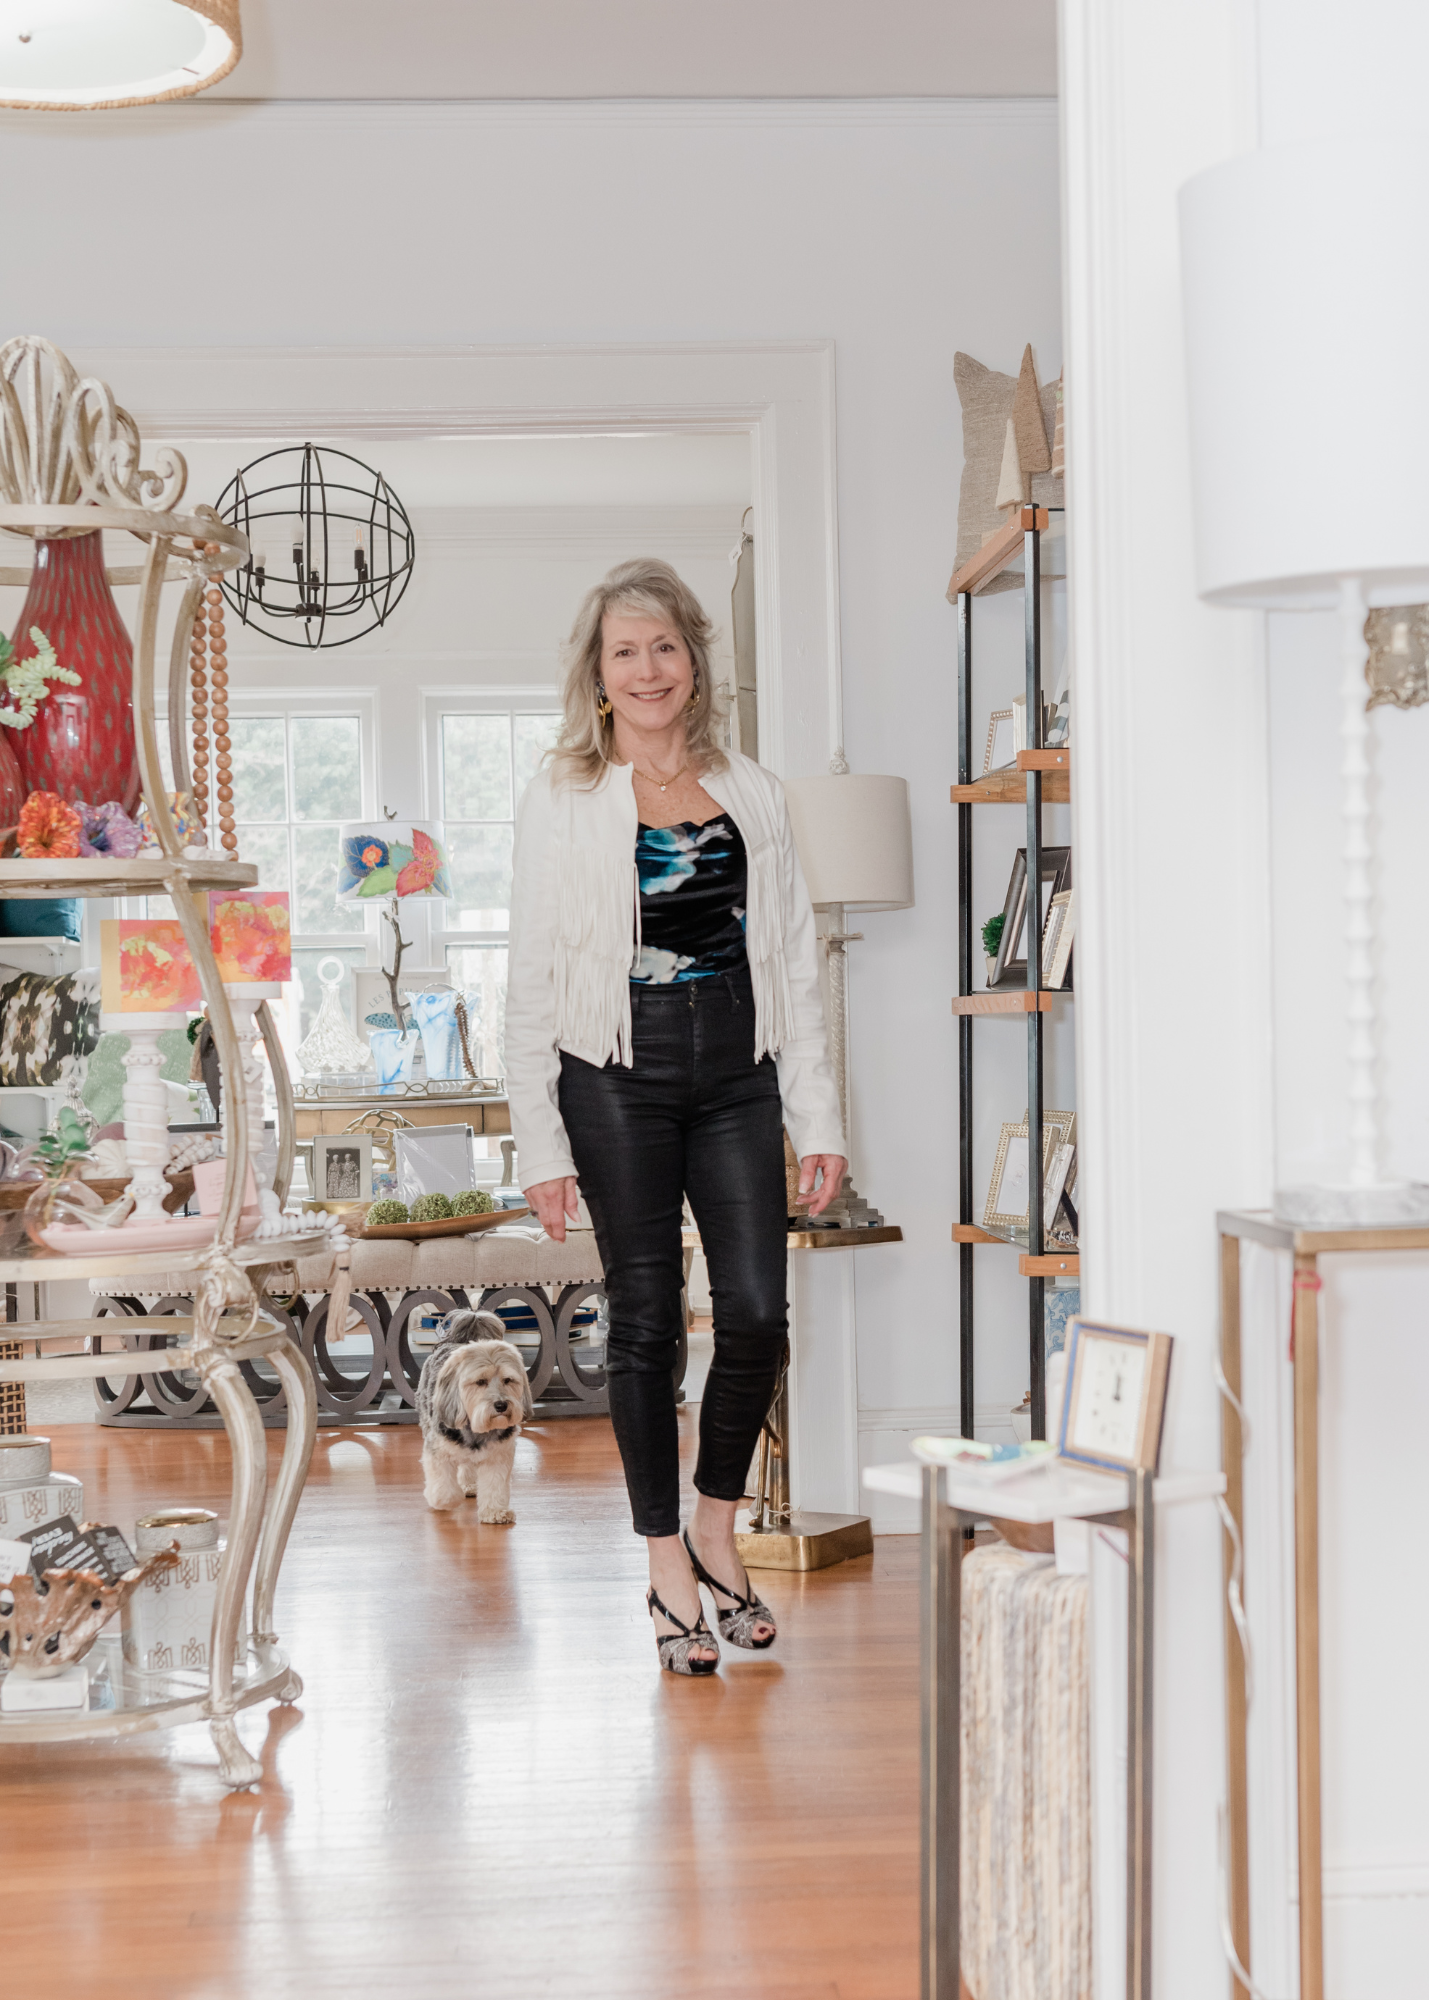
[407,988,463,1082]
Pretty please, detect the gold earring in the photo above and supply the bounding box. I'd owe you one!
[687,674,700,711]
[596,682,613,721]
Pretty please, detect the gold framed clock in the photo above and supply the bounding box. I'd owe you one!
[1058,1318,1173,1474]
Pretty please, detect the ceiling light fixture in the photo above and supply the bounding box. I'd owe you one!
[0,0,240,111]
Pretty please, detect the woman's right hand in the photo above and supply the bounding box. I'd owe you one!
[526,1176,581,1243]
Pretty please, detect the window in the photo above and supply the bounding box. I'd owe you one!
[140,695,375,1043]
[229,709,369,1040]
[430,700,561,1077]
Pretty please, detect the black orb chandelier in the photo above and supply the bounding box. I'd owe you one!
[215,443,415,649]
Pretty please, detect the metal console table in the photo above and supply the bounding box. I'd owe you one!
[1216,1208,1429,2000]
[865,1453,1224,2000]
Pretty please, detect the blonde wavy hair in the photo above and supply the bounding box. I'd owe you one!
[550,557,728,788]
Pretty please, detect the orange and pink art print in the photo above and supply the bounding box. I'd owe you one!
[100,919,202,1014]
[207,891,292,985]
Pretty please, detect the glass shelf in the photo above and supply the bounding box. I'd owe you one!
[0,1633,288,1732]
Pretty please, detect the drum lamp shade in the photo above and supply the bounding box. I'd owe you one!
[0,0,241,110]
[337,821,451,904]
[1179,136,1429,609]
[782,774,914,912]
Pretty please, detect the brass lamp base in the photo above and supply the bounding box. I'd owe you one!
[736,1508,873,1572]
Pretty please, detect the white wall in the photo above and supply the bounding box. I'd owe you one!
[1250,4,1429,1986]
[0,98,1064,1501]
[1063,3,1429,1994]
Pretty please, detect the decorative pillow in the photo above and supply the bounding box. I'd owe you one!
[0,897,82,941]
[0,968,100,1088]
[952,351,1063,595]
[82,1026,195,1128]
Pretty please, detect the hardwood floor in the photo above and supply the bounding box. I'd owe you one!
[0,1411,920,1999]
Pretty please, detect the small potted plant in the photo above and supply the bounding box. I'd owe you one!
[981,913,1005,985]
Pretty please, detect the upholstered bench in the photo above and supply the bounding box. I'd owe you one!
[85,1225,658,1429]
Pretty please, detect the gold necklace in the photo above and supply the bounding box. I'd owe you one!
[630,758,689,794]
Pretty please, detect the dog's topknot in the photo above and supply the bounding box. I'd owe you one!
[437,1308,509,1347]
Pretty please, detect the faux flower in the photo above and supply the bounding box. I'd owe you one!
[75,799,144,860]
[394,827,452,899]
[0,627,81,730]
[17,790,82,858]
[339,831,397,898]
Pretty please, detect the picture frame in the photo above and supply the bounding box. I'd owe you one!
[989,846,1073,988]
[1042,887,1075,989]
[311,1132,374,1204]
[982,708,1015,776]
[982,1112,1074,1234]
[395,1122,475,1205]
[1058,1318,1174,1475]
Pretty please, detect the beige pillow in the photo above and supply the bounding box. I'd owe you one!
[952,351,1063,594]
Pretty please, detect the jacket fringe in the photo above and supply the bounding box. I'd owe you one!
[555,841,636,1065]
[745,838,795,1060]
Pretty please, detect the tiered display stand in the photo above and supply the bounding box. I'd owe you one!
[0,337,327,1787]
[949,505,1074,1438]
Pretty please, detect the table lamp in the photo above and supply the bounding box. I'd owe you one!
[782,759,915,1226]
[1180,132,1429,1223]
[336,815,453,1042]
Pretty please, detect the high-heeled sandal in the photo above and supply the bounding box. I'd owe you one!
[682,1529,777,1650]
[646,1585,720,1676]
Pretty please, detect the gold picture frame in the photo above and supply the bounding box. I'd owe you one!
[982,1110,1075,1233]
[982,707,1015,776]
[1059,1318,1173,1474]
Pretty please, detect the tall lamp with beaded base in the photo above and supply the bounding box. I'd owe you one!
[735,759,913,1574]
[1180,134,1429,1225]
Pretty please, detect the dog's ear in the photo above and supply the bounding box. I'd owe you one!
[518,1362,534,1421]
[430,1349,470,1432]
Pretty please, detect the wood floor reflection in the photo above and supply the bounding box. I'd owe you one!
[0,1412,919,1999]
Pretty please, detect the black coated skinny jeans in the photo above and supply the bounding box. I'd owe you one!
[558,966,788,1538]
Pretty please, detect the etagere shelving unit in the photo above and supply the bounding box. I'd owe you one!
[949,504,1074,1439]
[0,336,328,1787]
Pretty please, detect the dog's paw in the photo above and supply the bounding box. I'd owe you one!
[478,1508,515,1525]
[423,1491,464,1512]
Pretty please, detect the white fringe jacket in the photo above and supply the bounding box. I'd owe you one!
[505,752,847,1192]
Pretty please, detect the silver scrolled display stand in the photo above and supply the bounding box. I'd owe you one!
[0,337,327,1788]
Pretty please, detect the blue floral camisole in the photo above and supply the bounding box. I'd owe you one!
[631,817,749,984]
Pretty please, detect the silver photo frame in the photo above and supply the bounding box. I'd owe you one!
[311,1132,374,1203]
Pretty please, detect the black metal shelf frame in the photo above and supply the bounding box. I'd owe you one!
[955,511,1061,1441]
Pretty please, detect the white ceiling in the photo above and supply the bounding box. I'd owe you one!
[210,0,1057,101]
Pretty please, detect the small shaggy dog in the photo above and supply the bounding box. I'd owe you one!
[416,1310,533,1521]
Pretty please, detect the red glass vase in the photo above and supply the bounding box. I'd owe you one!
[0,727,23,827]
[9,531,140,812]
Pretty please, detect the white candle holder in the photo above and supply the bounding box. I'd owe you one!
[221,983,284,1220]
[99,1010,190,1222]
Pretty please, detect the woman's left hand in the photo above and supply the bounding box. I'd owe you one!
[799,1154,848,1218]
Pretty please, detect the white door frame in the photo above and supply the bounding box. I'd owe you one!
[79,339,860,1512]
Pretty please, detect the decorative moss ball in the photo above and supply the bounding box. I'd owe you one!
[410,1191,454,1223]
[451,1188,494,1216]
[365,1199,410,1225]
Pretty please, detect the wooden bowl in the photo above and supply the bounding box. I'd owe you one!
[0,1169,194,1215]
[359,1206,528,1242]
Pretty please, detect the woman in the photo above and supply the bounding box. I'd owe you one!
[506,557,847,1675]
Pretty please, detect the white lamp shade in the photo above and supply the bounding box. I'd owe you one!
[337,820,451,903]
[782,774,914,911]
[1180,137,1429,609]
[0,0,241,110]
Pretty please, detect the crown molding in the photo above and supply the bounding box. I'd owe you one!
[1,98,1058,139]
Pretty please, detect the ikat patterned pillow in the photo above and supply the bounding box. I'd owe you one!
[0,969,100,1088]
